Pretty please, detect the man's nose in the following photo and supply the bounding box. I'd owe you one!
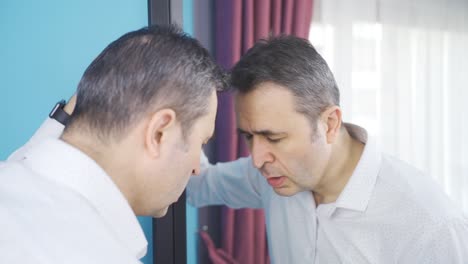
[251,138,274,169]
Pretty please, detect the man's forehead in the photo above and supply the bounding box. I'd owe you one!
[235,84,296,108]
[237,127,286,136]
[236,113,286,134]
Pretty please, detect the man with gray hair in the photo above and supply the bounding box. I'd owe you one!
[7,32,468,263]
[187,35,468,263]
[0,24,224,263]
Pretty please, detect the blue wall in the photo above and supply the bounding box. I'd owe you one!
[0,1,153,263]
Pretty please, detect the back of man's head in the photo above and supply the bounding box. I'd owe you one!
[67,24,225,142]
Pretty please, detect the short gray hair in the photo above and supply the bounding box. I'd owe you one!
[231,35,339,127]
[67,24,226,142]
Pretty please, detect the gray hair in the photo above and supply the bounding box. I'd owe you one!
[231,35,339,127]
[67,24,226,142]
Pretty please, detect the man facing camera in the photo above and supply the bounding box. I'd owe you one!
[187,35,468,263]
[0,25,224,263]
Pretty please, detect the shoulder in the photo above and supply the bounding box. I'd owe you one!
[371,154,463,223]
[396,216,468,262]
[0,163,136,263]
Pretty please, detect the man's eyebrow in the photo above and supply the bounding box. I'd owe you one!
[237,128,285,137]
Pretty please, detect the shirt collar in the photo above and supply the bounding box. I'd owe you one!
[334,123,382,212]
[22,138,147,259]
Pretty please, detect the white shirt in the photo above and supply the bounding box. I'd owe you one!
[187,123,468,264]
[0,119,147,263]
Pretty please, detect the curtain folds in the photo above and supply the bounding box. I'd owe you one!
[204,0,314,263]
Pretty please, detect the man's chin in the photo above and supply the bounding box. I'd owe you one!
[152,207,169,218]
[272,186,298,197]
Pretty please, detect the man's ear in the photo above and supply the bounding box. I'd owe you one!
[322,106,342,144]
[145,108,177,158]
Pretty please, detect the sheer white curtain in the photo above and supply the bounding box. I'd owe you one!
[310,0,468,212]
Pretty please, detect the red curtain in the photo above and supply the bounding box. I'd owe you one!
[204,1,314,263]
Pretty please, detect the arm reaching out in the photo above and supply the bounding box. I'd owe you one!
[187,156,265,209]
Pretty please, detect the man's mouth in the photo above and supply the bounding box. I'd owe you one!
[266,176,286,188]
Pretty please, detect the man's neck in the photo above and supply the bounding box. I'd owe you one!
[60,130,138,211]
[313,127,365,206]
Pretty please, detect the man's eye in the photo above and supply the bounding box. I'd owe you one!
[267,138,282,143]
[244,134,253,140]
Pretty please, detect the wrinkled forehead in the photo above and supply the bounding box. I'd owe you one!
[235,81,299,108]
[234,84,307,132]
